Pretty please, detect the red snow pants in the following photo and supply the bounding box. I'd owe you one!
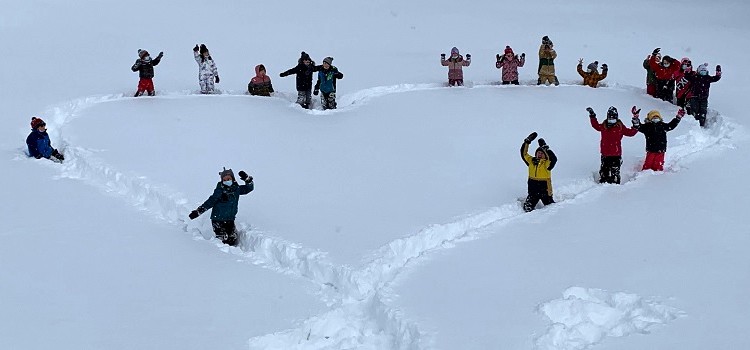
[136,78,155,95]
[642,152,665,171]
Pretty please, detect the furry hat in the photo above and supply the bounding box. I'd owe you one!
[219,167,235,181]
[587,61,599,72]
[646,110,662,122]
[323,57,334,65]
[504,46,514,55]
[30,116,46,129]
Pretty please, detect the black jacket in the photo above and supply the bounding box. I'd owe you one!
[636,117,680,153]
[131,56,162,79]
[280,61,320,91]
[685,73,721,99]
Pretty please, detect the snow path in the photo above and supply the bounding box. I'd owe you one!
[36,82,739,349]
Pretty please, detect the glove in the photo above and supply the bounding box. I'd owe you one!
[189,207,206,220]
[51,149,64,161]
[193,45,199,52]
[652,47,661,56]
[716,65,722,76]
[632,117,641,127]
[578,58,584,65]
[496,54,501,61]
[279,72,287,77]
[521,53,525,58]
[466,54,471,59]
[238,170,253,183]
[631,106,641,117]
[215,76,220,83]
[538,138,549,150]
[601,63,608,70]
[586,107,596,118]
[157,51,164,58]
[440,53,446,59]
[313,89,319,96]
[677,109,685,118]
[524,132,538,144]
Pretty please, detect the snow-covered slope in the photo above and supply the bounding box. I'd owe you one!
[2,1,749,349]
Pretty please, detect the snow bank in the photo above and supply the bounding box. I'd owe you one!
[535,287,684,350]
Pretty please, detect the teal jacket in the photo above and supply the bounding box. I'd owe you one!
[200,181,254,221]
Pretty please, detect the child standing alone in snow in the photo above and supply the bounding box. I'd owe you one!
[631,106,684,171]
[520,132,557,212]
[248,64,274,96]
[193,44,220,94]
[189,168,254,246]
[441,47,471,86]
[131,49,163,97]
[314,57,343,110]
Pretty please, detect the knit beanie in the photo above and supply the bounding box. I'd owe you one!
[587,61,599,72]
[451,47,459,55]
[30,116,45,129]
[300,51,311,61]
[504,46,514,55]
[323,57,333,65]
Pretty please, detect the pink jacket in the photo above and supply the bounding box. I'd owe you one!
[496,55,525,82]
[441,55,471,80]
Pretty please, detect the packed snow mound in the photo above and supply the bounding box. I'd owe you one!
[535,287,684,350]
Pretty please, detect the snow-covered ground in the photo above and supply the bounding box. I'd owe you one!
[2,0,749,349]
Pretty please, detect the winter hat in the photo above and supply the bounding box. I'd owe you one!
[199,44,208,55]
[219,167,235,181]
[504,46,514,55]
[587,61,599,72]
[451,47,459,55]
[681,57,693,71]
[323,57,334,65]
[646,110,662,122]
[542,36,552,45]
[300,51,311,61]
[606,106,619,119]
[30,116,45,129]
[138,49,149,58]
[697,63,709,74]
[534,147,549,159]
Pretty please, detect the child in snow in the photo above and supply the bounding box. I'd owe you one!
[520,132,557,212]
[26,117,64,162]
[189,168,254,246]
[577,59,608,88]
[537,36,559,86]
[440,47,471,86]
[648,48,679,103]
[193,44,220,94]
[631,106,684,172]
[131,49,163,97]
[587,107,637,184]
[684,63,721,127]
[643,53,658,97]
[248,64,274,96]
[674,57,694,110]
[280,52,319,109]
[496,46,525,85]
[313,57,344,110]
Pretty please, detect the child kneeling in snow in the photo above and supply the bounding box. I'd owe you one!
[631,106,684,172]
[26,117,64,162]
[520,132,557,212]
[577,59,608,88]
[248,64,275,96]
[189,168,254,246]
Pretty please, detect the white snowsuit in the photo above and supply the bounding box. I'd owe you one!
[194,51,219,93]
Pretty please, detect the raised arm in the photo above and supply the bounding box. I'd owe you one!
[546,149,558,170]
[131,59,141,72]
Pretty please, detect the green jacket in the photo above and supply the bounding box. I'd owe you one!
[200,181,254,221]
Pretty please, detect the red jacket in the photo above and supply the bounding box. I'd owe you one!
[649,56,680,81]
[590,118,638,156]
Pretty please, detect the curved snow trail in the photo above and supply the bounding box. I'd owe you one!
[33,83,741,350]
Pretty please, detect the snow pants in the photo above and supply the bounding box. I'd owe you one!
[646,83,656,97]
[523,178,555,212]
[655,80,674,103]
[135,78,155,96]
[199,74,216,94]
[321,91,337,110]
[599,156,623,184]
[689,97,709,127]
[448,79,464,86]
[537,74,559,86]
[642,152,665,172]
[296,89,313,109]
[212,220,238,246]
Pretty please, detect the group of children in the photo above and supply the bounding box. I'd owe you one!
[131,47,344,110]
[643,47,722,127]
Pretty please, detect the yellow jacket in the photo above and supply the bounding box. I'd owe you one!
[520,141,557,180]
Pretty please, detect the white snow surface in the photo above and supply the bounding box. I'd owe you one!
[2,0,750,349]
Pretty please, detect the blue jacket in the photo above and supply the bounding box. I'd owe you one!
[314,67,343,94]
[26,129,53,159]
[200,181,254,221]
